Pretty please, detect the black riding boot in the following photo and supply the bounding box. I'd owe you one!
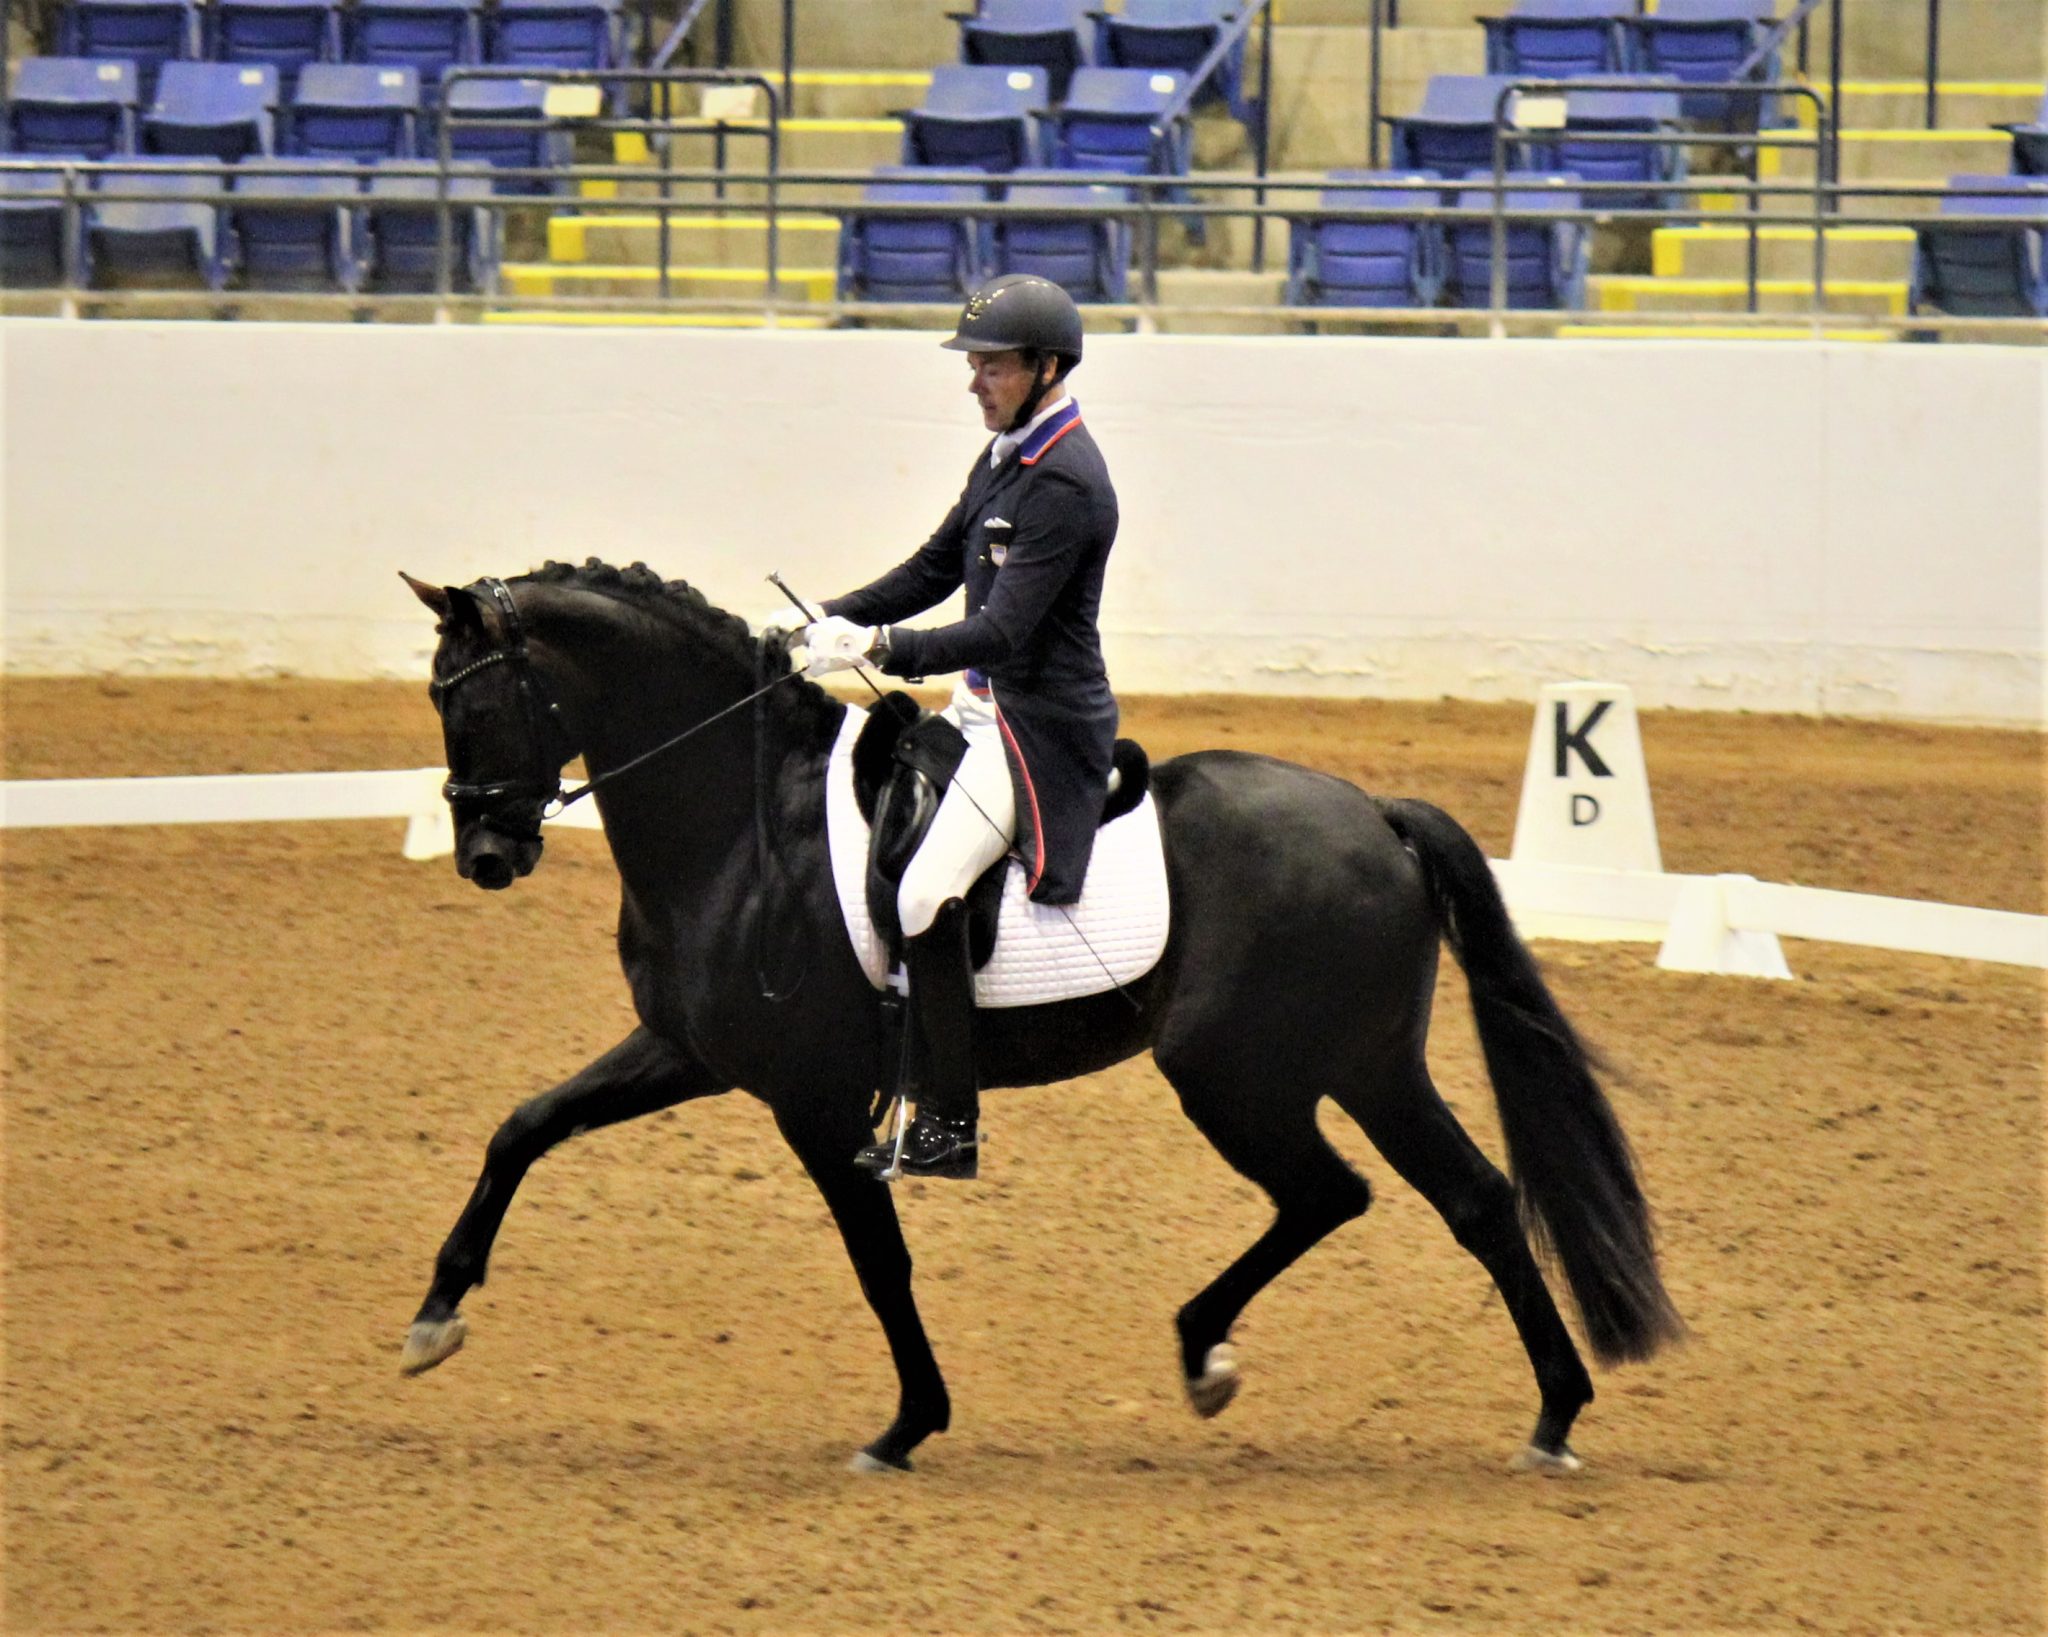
[856,897,979,1181]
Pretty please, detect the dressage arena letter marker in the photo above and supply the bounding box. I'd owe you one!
[1511,682,1662,875]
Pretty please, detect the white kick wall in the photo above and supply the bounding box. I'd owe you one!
[2,320,2041,724]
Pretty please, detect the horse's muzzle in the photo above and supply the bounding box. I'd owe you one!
[455,822,542,890]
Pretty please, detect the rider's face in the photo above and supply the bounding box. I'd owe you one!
[967,349,1053,432]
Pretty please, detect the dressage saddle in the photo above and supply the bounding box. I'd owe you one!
[852,689,1148,973]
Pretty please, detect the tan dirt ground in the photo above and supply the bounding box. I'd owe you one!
[3,681,2042,1635]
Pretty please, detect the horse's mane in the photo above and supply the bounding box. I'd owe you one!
[519,558,844,751]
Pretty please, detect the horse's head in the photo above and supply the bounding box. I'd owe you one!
[404,573,576,891]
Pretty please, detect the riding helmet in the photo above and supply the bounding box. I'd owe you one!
[940,274,1084,368]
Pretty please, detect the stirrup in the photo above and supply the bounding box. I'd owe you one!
[855,1107,979,1182]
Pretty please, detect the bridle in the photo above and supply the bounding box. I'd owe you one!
[429,578,571,826]
[429,575,808,827]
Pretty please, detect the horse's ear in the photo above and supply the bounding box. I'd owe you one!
[400,572,451,618]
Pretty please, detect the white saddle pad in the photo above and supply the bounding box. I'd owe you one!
[825,705,1170,1008]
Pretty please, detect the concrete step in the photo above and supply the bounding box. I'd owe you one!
[1266,24,1485,170]
[500,260,840,301]
[1762,127,2016,184]
[1150,267,1295,332]
[581,121,906,203]
[1651,223,1918,281]
[1803,0,2046,80]
[1555,320,1898,339]
[786,69,933,120]
[721,0,958,71]
[482,308,834,328]
[547,211,842,268]
[1589,271,1910,316]
[1796,79,2047,130]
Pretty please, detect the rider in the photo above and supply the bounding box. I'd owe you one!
[803,273,1121,1182]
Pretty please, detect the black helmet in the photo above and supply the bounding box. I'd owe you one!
[940,274,1084,367]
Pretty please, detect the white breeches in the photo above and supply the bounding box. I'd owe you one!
[897,686,1017,939]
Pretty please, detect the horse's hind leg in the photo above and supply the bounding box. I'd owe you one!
[401,1026,726,1375]
[1332,1059,1593,1472]
[1160,1065,1374,1419]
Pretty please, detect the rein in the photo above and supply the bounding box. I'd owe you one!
[551,667,805,817]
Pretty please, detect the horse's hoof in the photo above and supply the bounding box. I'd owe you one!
[1185,1343,1240,1419]
[399,1314,468,1376]
[849,1449,913,1475]
[1510,1442,1584,1477]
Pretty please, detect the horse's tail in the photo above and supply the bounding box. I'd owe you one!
[1377,796,1686,1367]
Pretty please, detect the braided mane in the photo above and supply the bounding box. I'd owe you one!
[517,558,843,750]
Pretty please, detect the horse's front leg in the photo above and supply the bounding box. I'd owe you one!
[401,1025,727,1375]
[774,1101,951,1472]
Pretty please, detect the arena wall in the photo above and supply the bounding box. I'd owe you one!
[2,320,2040,723]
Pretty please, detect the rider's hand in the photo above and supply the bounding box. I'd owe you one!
[803,616,878,676]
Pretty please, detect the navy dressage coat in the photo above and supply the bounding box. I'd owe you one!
[823,399,1119,905]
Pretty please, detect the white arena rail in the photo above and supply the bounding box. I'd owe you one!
[3,769,2042,974]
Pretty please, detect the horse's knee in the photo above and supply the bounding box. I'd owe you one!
[485,1097,558,1170]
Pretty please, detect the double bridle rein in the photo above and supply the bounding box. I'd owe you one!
[429,576,806,824]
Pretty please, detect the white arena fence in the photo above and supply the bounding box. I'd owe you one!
[4,765,2042,976]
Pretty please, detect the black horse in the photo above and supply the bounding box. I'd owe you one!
[398,561,1683,1473]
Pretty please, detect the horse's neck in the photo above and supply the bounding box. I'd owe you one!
[548,611,836,906]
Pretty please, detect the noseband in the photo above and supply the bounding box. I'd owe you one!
[430,578,567,820]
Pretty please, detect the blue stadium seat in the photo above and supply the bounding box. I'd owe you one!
[1999,93,2048,176]
[1480,0,1633,79]
[144,60,278,161]
[1909,174,2048,318]
[1622,0,1779,126]
[442,76,572,194]
[58,0,201,102]
[362,159,498,291]
[486,0,623,73]
[1097,0,1252,131]
[1284,170,1442,307]
[1443,172,1587,308]
[988,175,1131,302]
[954,0,1094,105]
[898,64,1048,174]
[1045,66,1190,179]
[228,156,363,288]
[211,1,342,99]
[0,163,82,286]
[837,166,986,302]
[1548,79,1684,210]
[8,57,140,158]
[85,153,228,286]
[1386,74,1525,179]
[286,63,419,160]
[348,0,483,93]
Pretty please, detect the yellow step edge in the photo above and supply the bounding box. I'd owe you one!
[483,310,833,328]
[1649,224,1916,278]
[1824,80,2045,97]
[547,213,840,264]
[503,263,838,292]
[1592,275,1909,315]
[1757,126,2009,177]
[1558,323,1895,341]
[790,71,933,87]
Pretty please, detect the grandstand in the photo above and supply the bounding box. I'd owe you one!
[1,0,2043,338]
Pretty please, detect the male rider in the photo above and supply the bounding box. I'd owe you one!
[803,274,1121,1182]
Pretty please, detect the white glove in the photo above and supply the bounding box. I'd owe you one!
[803,616,877,676]
[754,602,811,637]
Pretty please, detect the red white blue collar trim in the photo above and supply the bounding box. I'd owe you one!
[1017,399,1082,466]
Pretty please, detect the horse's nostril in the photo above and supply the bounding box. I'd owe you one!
[471,854,515,891]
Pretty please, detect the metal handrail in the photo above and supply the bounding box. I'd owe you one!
[1122,0,1275,269]
[433,64,781,316]
[650,0,722,72]
[1486,77,1831,336]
